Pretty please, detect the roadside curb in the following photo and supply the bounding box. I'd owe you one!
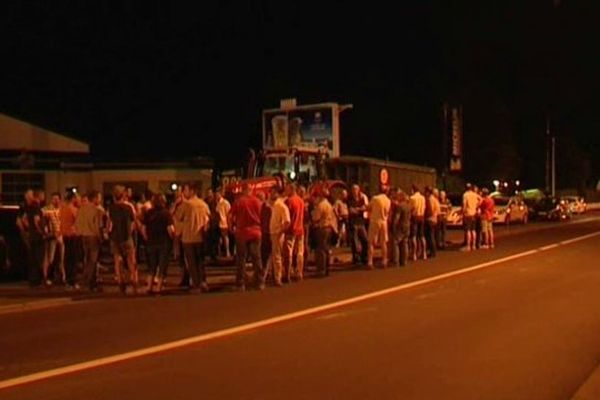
[572,362,600,400]
[0,297,75,316]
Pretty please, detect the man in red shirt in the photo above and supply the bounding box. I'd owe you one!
[479,188,495,249]
[283,183,305,282]
[229,183,265,291]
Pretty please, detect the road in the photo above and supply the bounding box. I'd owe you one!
[1,218,600,399]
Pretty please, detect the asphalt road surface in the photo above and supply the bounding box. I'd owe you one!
[2,218,600,399]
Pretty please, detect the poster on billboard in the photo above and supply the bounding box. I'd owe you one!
[262,104,340,157]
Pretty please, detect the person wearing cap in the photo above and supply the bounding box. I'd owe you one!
[461,183,481,251]
[367,185,391,268]
[479,188,495,249]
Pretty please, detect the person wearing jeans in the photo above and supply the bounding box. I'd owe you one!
[180,183,211,293]
[60,192,80,289]
[76,190,105,291]
[312,189,337,277]
[230,183,265,291]
[142,194,175,294]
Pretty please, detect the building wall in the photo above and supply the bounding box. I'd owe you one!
[0,168,212,203]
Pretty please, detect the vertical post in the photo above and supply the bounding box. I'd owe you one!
[551,136,556,197]
[545,116,551,193]
[442,103,448,190]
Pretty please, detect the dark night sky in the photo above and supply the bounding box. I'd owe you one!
[1,1,599,188]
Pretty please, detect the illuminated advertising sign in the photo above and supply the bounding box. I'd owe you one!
[262,103,340,157]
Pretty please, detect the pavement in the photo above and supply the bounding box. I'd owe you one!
[1,215,600,398]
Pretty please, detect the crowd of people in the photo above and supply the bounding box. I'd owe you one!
[13,180,495,295]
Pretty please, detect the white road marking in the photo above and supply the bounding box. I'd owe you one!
[539,244,560,251]
[1,230,599,391]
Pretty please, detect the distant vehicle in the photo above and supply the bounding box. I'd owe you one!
[445,193,464,228]
[532,196,572,221]
[561,196,587,214]
[492,195,529,225]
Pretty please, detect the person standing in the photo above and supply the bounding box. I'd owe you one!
[269,188,290,286]
[311,188,337,277]
[367,186,391,269]
[425,188,441,258]
[284,183,305,282]
[108,186,138,294]
[437,190,451,250]
[75,190,105,292]
[333,189,349,248]
[409,185,427,261]
[479,188,495,249]
[257,191,272,281]
[42,192,63,285]
[142,193,175,294]
[170,188,189,287]
[59,192,79,288]
[462,183,481,251]
[230,183,265,291]
[16,189,45,287]
[214,189,232,258]
[180,183,211,293]
[391,189,412,267]
[347,184,368,266]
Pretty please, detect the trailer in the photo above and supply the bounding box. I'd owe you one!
[325,155,436,196]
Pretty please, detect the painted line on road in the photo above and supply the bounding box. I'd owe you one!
[539,244,560,251]
[1,230,599,391]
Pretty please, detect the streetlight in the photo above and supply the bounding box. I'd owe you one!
[493,180,500,191]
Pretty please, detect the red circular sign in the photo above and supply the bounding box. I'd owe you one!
[379,168,389,185]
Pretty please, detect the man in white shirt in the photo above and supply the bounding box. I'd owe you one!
[215,189,232,258]
[462,183,481,251]
[410,185,427,261]
[269,188,290,286]
[367,186,391,268]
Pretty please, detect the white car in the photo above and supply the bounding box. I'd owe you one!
[561,196,587,214]
[492,196,529,225]
[446,206,463,227]
[445,194,464,228]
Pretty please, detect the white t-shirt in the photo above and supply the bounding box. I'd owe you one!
[269,198,291,235]
[369,194,391,223]
[215,197,231,229]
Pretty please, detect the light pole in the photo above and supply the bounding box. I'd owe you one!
[551,136,556,197]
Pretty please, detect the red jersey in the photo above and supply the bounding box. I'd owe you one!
[286,194,305,236]
[231,194,262,241]
[480,197,495,221]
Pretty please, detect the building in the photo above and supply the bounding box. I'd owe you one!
[0,113,213,204]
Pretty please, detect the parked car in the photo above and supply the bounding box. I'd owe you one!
[561,196,587,214]
[492,195,529,225]
[532,196,572,221]
[445,193,464,228]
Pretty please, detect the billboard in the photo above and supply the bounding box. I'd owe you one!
[262,103,340,157]
[449,106,463,173]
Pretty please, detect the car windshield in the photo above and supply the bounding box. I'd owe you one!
[493,197,509,206]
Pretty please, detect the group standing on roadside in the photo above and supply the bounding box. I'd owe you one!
[14,179,496,295]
